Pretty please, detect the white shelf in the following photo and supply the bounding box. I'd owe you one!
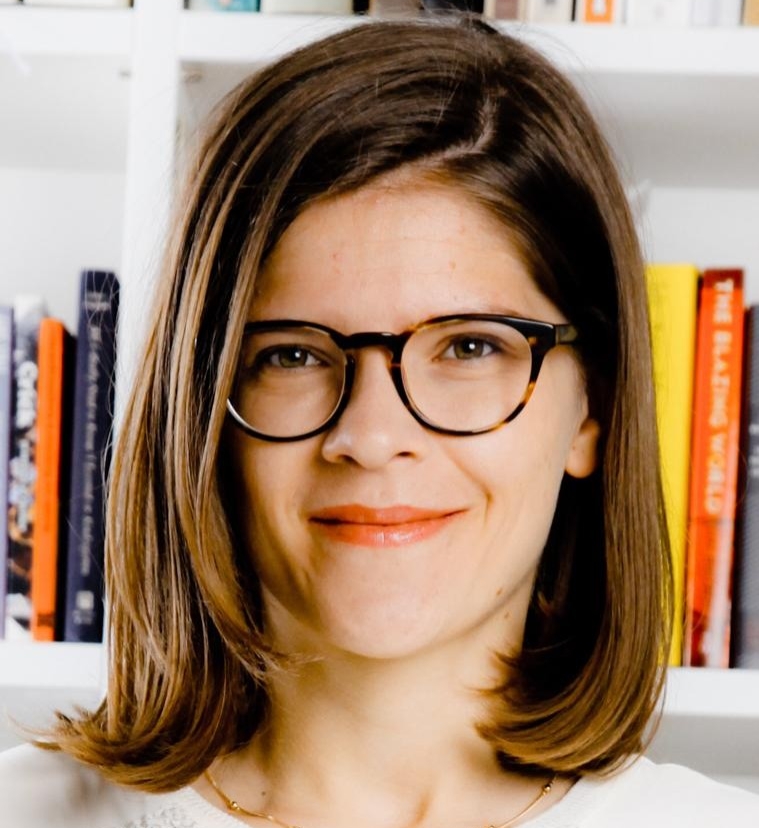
[0,5,133,57]
[177,14,759,74]
[664,667,759,717]
[0,641,103,689]
[178,10,361,63]
[647,668,759,778]
[0,642,104,752]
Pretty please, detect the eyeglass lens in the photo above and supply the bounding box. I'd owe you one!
[229,319,534,439]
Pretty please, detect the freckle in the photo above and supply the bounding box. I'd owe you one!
[496,588,503,596]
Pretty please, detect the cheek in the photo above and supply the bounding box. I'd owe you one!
[227,439,299,566]
[455,395,582,563]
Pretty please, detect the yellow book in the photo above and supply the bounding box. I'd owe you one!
[646,263,700,666]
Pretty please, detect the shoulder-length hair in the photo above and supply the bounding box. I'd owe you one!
[49,16,671,790]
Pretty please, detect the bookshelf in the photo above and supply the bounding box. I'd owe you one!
[1,0,759,791]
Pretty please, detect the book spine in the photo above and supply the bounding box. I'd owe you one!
[5,296,46,640]
[684,269,744,668]
[744,0,759,23]
[523,0,573,22]
[690,0,742,24]
[575,0,623,22]
[63,271,120,643]
[646,263,700,666]
[732,306,759,668]
[30,320,74,641]
[0,307,13,639]
[625,0,692,25]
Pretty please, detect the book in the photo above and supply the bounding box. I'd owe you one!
[743,0,759,23]
[30,319,75,642]
[625,0,691,24]
[684,269,744,668]
[732,306,759,668]
[0,306,13,639]
[63,271,120,643]
[5,295,46,641]
[484,0,573,20]
[690,0,742,23]
[645,263,700,666]
[575,0,624,20]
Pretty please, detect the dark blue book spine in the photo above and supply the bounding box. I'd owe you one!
[0,306,13,639]
[5,296,45,639]
[63,270,120,643]
[733,306,759,668]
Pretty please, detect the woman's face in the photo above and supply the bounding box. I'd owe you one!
[228,178,599,662]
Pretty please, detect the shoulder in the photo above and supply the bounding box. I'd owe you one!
[0,743,204,828]
[566,756,759,827]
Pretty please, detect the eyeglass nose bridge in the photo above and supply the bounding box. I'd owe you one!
[332,329,417,426]
[335,329,409,364]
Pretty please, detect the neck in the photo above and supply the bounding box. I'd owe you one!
[207,638,562,828]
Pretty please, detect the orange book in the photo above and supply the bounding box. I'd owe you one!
[684,269,744,667]
[30,318,74,641]
[575,0,622,22]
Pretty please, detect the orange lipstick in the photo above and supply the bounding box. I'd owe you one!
[308,504,463,547]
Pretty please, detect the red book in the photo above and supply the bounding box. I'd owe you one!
[684,269,745,667]
[30,319,74,641]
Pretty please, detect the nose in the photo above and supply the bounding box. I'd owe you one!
[320,349,429,469]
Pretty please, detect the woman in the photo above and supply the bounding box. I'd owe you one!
[2,15,758,827]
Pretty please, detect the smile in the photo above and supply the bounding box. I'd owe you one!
[308,505,465,548]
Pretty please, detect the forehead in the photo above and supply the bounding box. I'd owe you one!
[250,179,562,330]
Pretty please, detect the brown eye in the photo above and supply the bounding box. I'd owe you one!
[251,345,323,372]
[445,337,496,360]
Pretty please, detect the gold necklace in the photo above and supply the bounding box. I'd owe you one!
[204,770,557,828]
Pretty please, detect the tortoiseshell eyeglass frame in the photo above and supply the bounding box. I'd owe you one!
[226,314,580,442]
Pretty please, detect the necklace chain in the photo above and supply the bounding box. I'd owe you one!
[204,770,557,828]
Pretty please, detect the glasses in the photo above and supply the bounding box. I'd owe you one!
[226,314,579,442]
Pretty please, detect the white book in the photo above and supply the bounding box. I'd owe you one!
[484,0,572,21]
[524,0,573,22]
[260,0,352,11]
[691,0,742,24]
[625,0,691,24]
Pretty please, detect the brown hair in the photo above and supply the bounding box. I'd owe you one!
[47,16,671,790]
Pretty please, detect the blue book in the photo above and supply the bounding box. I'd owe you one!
[4,296,46,640]
[63,270,119,643]
[0,306,13,639]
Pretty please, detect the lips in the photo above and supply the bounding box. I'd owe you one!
[308,504,464,547]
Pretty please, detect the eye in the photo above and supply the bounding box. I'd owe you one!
[255,345,323,370]
[442,336,497,360]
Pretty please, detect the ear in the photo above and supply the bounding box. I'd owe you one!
[565,415,601,479]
